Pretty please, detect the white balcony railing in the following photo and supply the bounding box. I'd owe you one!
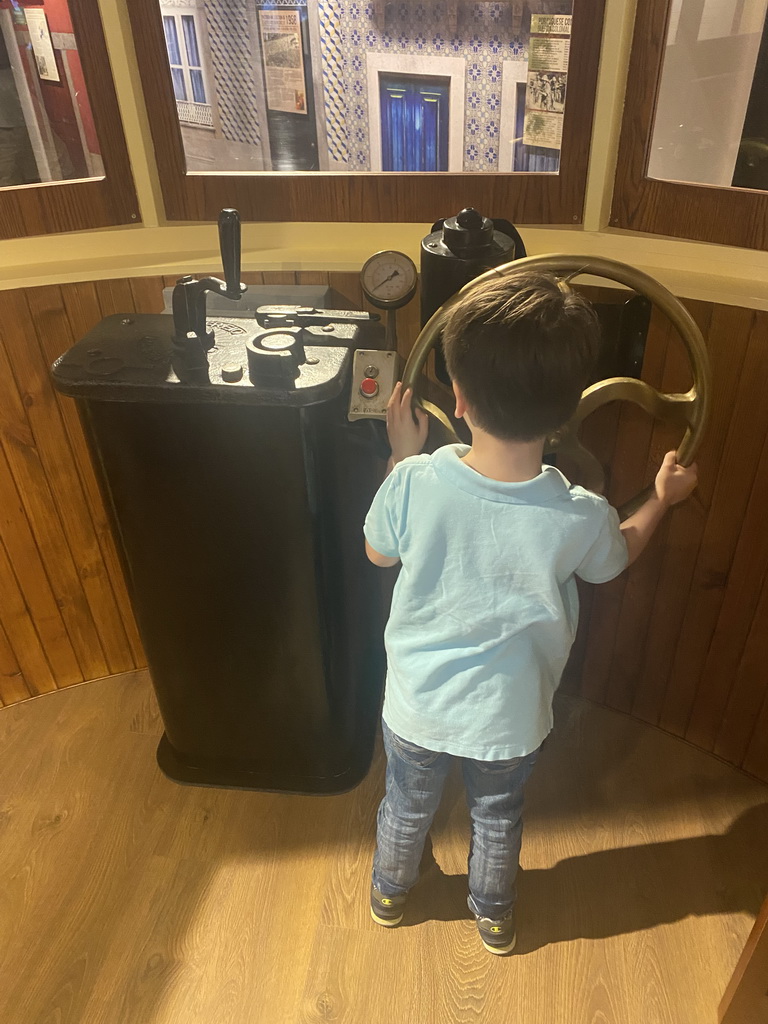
[176,100,213,128]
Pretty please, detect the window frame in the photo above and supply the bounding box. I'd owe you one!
[611,0,768,250]
[128,0,606,224]
[0,0,138,240]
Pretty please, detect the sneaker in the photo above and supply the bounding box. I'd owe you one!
[370,884,407,927]
[470,901,517,955]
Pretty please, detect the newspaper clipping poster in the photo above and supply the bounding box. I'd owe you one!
[24,8,60,83]
[259,9,307,115]
[523,13,571,150]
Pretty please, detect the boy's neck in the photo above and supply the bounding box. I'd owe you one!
[461,428,545,483]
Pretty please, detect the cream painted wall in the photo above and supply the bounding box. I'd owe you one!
[2,0,768,312]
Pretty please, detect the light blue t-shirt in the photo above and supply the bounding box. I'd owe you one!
[364,444,628,760]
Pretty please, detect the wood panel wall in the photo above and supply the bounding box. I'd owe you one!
[0,273,766,785]
[562,298,768,785]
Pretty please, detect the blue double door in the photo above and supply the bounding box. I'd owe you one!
[379,73,449,172]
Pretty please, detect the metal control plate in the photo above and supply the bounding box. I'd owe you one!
[348,349,399,421]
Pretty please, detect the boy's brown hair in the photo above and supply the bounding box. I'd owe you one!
[441,270,601,441]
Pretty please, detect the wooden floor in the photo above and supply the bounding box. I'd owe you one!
[1,673,767,1024]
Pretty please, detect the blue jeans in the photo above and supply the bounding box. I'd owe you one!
[372,720,539,919]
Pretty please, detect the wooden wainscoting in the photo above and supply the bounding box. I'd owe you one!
[566,298,768,784]
[0,274,766,785]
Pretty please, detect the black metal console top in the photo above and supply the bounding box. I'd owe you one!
[51,314,350,407]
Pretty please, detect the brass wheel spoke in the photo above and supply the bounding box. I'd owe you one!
[574,378,699,430]
[546,427,606,495]
[421,398,460,442]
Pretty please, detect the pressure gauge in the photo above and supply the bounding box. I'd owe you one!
[360,250,418,310]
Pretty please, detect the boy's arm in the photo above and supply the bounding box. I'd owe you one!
[365,540,400,568]
[365,383,428,567]
[619,451,698,565]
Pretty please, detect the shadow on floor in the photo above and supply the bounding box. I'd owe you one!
[401,803,768,954]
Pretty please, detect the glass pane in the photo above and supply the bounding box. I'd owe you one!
[0,3,104,187]
[171,66,188,102]
[190,69,206,104]
[181,15,201,68]
[648,0,768,191]
[156,1,575,173]
[163,16,182,67]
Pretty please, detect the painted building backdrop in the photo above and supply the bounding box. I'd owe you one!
[159,0,571,173]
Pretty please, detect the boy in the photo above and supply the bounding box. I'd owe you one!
[363,271,698,955]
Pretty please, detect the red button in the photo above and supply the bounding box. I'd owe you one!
[360,377,379,398]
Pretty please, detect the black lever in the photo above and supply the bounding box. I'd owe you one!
[219,208,242,297]
[172,209,247,353]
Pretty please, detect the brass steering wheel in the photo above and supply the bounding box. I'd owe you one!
[402,255,711,518]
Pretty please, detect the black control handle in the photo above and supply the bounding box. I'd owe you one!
[172,208,246,351]
[219,208,242,297]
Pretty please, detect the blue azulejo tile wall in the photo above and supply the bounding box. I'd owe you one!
[315,2,526,171]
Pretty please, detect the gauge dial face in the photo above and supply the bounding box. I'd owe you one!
[360,250,418,309]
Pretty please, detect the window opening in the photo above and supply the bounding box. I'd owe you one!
[154,1,574,174]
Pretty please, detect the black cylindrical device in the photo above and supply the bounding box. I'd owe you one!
[420,208,526,383]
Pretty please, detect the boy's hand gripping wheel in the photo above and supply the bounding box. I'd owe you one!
[402,255,711,519]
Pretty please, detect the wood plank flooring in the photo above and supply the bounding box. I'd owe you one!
[1,672,766,1024]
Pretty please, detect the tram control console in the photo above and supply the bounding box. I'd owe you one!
[51,210,401,795]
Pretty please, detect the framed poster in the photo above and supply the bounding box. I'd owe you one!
[24,8,61,83]
[258,9,307,115]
